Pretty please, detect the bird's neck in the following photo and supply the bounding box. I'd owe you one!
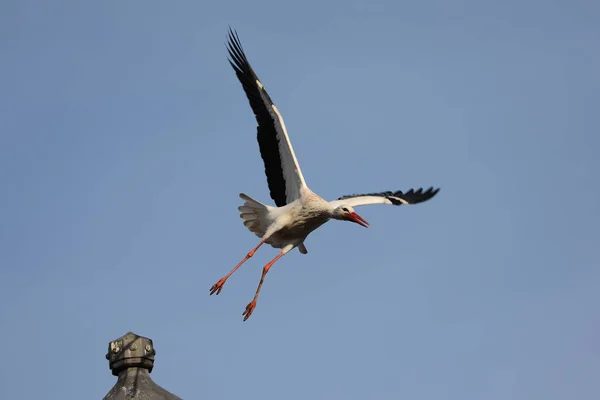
[325,205,342,220]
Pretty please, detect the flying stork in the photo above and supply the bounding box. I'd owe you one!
[210,29,440,321]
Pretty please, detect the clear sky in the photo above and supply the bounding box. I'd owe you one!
[1,0,598,399]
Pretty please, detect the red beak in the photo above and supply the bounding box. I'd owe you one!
[347,212,369,228]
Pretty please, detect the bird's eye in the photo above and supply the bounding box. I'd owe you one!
[342,207,349,212]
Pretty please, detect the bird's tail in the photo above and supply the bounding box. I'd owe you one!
[238,193,270,238]
[239,193,265,208]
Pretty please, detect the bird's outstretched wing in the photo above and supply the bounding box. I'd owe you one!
[329,187,440,208]
[227,28,307,207]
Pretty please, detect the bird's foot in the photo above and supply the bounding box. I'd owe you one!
[209,278,227,295]
[242,300,257,321]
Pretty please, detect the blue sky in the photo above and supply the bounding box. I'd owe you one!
[1,0,599,398]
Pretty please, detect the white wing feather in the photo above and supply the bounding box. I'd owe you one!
[329,188,440,209]
[329,196,403,208]
[263,101,307,204]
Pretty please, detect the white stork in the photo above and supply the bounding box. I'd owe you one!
[211,29,440,321]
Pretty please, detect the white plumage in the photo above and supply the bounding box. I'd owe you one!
[210,29,440,321]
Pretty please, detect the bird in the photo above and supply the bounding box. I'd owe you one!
[210,28,440,321]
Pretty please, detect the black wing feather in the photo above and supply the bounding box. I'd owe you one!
[226,28,287,207]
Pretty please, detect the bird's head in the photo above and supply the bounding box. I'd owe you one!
[332,205,369,228]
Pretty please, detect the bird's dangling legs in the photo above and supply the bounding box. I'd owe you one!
[209,238,268,295]
[242,246,291,321]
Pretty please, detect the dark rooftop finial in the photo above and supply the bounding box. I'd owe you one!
[106,331,155,376]
[104,332,182,400]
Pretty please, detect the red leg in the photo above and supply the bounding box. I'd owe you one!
[242,250,287,321]
[209,238,267,295]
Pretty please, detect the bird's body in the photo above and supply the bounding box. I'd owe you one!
[210,29,440,320]
[239,189,331,251]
